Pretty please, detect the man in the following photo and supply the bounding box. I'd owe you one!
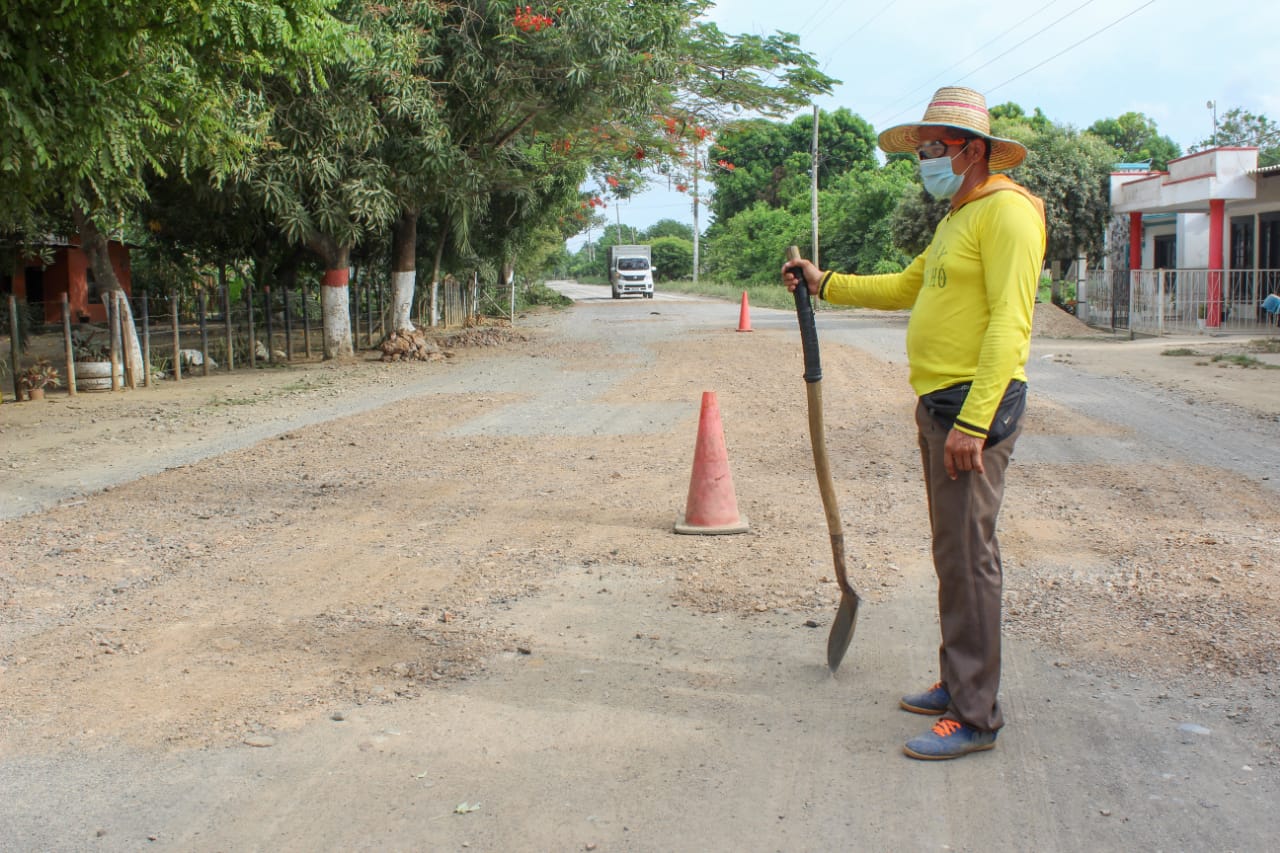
[783,86,1046,760]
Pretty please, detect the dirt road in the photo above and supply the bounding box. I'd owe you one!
[2,286,1278,851]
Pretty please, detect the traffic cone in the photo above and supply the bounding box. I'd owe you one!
[675,391,750,535]
[737,290,753,332]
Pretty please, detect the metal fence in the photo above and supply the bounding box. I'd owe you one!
[1079,268,1280,336]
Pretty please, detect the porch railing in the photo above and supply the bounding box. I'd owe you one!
[1079,268,1280,336]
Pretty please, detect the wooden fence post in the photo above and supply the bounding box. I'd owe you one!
[246,283,256,367]
[264,285,274,363]
[199,290,211,376]
[122,293,137,389]
[283,283,293,361]
[302,280,312,359]
[62,294,76,397]
[141,293,151,387]
[108,293,122,391]
[222,272,234,371]
[171,293,182,382]
[9,293,22,400]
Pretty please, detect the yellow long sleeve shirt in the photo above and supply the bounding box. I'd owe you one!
[820,175,1046,439]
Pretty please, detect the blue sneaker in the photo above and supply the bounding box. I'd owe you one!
[904,718,997,760]
[900,681,950,715]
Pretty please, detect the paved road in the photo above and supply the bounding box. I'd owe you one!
[548,279,706,303]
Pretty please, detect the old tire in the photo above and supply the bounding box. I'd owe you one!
[75,361,122,392]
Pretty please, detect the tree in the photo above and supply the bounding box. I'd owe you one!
[1018,123,1116,269]
[1088,112,1181,170]
[703,202,805,284]
[650,236,693,282]
[0,0,349,296]
[707,109,877,223]
[889,187,950,258]
[582,16,837,279]
[238,22,402,359]
[1192,107,1280,166]
[989,102,1052,133]
[819,160,917,274]
[645,219,695,241]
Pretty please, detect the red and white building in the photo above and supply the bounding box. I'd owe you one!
[1086,147,1280,334]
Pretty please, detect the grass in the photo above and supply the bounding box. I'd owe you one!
[206,395,258,407]
[1210,354,1278,369]
[1164,343,1279,369]
[659,278,817,311]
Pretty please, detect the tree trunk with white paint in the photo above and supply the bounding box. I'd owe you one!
[72,206,145,375]
[305,235,355,360]
[391,210,417,332]
[429,230,446,328]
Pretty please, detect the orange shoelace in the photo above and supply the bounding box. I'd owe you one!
[932,718,962,737]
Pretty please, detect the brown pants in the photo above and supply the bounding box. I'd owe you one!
[915,401,1021,732]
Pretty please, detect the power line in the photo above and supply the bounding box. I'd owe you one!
[795,0,844,38]
[985,1,1157,95]
[874,0,1100,129]
[872,0,1062,123]
[956,0,1100,84]
[821,1,898,64]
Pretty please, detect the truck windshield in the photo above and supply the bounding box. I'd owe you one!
[617,258,649,271]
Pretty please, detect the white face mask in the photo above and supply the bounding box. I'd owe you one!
[918,143,971,199]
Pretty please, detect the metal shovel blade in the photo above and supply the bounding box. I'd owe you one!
[826,591,860,673]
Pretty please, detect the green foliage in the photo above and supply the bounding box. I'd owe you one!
[889,187,950,258]
[1211,353,1278,369]
[1018,123,1115,265]
[708,109,877,223]
[703,202,805,285]
[1191,106,1280,166]
[18,357,60,390]
[819,161,916,274]
[989,103,1051,132]
[519,282,572,309]
[1088,112,1181,170]
[0,0,351,234]
[650,236,693,281]
[644,219,695,241]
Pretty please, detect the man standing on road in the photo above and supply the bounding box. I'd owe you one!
[783,86,1046,760]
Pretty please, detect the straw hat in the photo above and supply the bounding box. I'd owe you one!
[878,86,1027,171]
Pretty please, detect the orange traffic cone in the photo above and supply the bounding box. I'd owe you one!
[675,391,750,535]
[737,290,753,332]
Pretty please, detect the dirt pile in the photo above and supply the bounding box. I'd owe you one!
[1032,301,1103,338]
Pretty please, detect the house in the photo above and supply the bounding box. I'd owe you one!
[2,237,134,325]
[1086,147,1280,334]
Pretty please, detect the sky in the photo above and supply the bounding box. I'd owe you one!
[574,0,1280,249]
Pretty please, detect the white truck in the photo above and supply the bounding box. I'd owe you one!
[607,244,655,299]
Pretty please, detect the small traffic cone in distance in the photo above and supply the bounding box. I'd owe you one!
[737,290,753,332]
[675,391,750,535]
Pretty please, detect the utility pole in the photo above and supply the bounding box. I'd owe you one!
[692,143,700,284]
[811,105,820,266]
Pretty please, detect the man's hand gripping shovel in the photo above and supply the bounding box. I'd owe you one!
[786,246,861,673]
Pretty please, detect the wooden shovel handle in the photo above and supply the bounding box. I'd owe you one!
[787,246,854,600]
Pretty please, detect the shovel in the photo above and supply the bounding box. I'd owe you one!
[787,246,861,673]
